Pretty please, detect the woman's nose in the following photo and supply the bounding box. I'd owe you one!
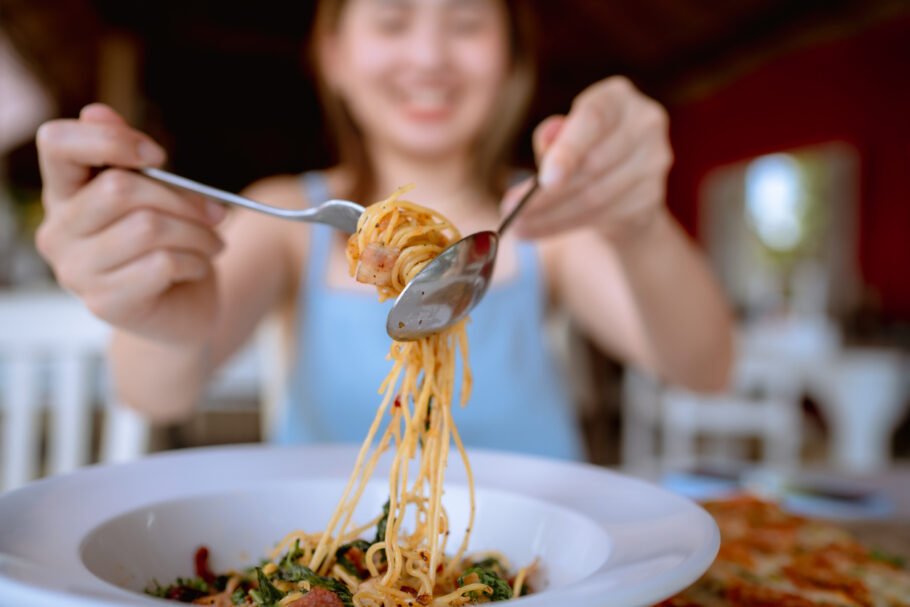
[408,21,449,70]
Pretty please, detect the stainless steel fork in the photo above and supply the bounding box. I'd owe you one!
[138,167,364,233]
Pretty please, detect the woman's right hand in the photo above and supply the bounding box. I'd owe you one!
[35,103,227,345]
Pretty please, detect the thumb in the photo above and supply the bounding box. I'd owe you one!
[80,103,128,125]
[78,103,167,168]
[532,115,566,163]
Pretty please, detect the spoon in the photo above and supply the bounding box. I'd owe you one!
[137,167,364,233]
[386,177,539,341]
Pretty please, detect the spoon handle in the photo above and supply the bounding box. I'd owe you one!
[497,176,539,234]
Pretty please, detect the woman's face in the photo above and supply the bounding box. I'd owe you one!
[323,0,511,161]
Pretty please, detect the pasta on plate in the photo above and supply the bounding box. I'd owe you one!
[148,186,536,607]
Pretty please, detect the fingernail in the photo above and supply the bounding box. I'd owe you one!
[138,141,166,165]
[539,159,564,189]
[205,199,227,223]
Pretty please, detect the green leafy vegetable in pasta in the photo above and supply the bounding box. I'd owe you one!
[336,539,372,579]
[457,565,513,601]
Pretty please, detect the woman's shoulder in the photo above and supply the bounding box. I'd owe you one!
[241,173,307,209]
[233,167,353,271]
[242,166,353,209]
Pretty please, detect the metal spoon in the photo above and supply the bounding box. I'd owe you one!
[386,177,539,341]
[138,167,364,233]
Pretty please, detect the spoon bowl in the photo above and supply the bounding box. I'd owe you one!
[386,231,499,340]
[386,177,538,341]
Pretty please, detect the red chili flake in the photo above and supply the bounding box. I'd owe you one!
[394,396,402,408]
[193,546,216,584]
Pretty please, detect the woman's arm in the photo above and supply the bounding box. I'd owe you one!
[542,217,733,392]
[35,106,307,422]
[512,77,733,391]
[109,176,305,421]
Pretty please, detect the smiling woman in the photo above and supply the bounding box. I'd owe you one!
[33,0,732,472]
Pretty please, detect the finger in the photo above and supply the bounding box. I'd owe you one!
[516,154,647,238]
[37,117,167,201]
[59,168,225,237]
[80,103,128,125]
[571,96,669,183]
[514,139,638,230]
[532,115,565,161]
[524,127,640,217]
[517,118,670,229]
[538,81,628,190]
[549,123,668,203]
[574,123,638,183]
[521,180,659,240]
[106,250,210,295]
[596,180,665,239]
[109,250,211,291]
[83,209,224,275]
[87,250,212,320]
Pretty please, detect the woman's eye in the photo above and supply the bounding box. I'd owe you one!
[449,15,485,35]
[374,13,409,35]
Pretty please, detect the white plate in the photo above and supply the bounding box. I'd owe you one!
[0,445,718,607]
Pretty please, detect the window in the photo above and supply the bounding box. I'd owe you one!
[700,143,859,319]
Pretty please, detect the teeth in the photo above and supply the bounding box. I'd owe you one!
[407,90,448,107]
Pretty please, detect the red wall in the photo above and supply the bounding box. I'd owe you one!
[666,15,910,320]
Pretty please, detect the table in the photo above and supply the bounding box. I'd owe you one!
[829,464,910,559]
[633,462,910,558]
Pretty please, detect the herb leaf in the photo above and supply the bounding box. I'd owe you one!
[336,539,372,579]
[374,500,391,544]
[870,549,907,568]
[457,565,513,601]
[472,557,506,578]
[250,567,284,606]
[144,577,210,602]
[278,562,353,607]
[231,587,248,605]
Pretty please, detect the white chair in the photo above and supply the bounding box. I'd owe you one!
[620,368,664,472]
[656,351,805,473]
[0,290,149,492]
[811,349,909,471]
[255,312,292,442]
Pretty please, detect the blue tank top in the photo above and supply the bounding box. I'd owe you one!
[273,171,583,461]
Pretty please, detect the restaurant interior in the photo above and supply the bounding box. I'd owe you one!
[1,0,909,563]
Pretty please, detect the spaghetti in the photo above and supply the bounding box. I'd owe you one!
[148,186,534,607]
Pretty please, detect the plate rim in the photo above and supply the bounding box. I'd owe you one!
[0,444,719,607]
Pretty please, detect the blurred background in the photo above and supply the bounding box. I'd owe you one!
[1,0,908,498]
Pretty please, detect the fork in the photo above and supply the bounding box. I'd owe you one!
[137,167,365,233]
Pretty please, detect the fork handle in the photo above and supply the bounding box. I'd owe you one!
[136,167,364,232]
[136,167,297,217]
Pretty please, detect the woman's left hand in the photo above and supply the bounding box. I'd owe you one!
[506,76,673,242]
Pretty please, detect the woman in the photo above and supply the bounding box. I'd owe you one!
[34,0,732,460]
